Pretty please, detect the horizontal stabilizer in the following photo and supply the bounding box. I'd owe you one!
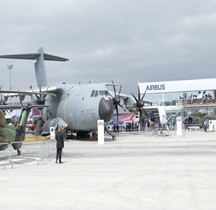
[0,47,69,88]
[0,53,69,62]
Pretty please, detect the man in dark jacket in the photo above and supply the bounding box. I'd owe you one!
[55,127,64,163]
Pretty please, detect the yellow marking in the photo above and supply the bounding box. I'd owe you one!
[24,135,51,142]
[90,140,97,142]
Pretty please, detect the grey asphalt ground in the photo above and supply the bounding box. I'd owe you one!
[1,131,216,210]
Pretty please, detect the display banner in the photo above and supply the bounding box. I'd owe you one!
[138,78,216,94]
[176,117,183,136]
[97,120,104,145]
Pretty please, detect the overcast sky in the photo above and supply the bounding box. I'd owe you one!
[1,0,216,95]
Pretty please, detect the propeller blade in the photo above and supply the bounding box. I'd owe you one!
[118,103,126,112]
[39,82,41,96]
[47,108,53,117]
[30,84,49,105]
[30,87,40,100]
[131,92,139,103]
[115,105,119,123]
[131,85,148,112]
[118,84,122,96]
[108,91,114,99]
[140,86,147,101]
[138,85,141,101]
[112,80,117,98]
[139,109,143,125]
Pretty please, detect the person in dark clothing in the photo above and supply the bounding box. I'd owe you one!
[113,124,116,133]
[55,127,64,163]
[116,124,119,134]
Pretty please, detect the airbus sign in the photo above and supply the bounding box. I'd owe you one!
[139,78,216,94]
[146,84,165,91]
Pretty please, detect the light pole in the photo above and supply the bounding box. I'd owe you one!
[7,64,13,90]
[0,84,3,102]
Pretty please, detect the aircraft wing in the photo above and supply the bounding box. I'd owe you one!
[0,89,57,104]
[0,90,56,97]
[0,103,49,110]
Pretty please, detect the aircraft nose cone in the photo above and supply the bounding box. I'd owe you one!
[99,98,114,122]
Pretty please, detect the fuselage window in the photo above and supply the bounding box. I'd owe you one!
[90,90,95,97]
[94,90,98,97]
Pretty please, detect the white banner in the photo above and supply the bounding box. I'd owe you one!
[97,120,104,145]
[176,117,183,136]
[138,78,216,94]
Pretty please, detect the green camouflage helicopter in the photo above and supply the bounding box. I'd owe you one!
[0,90,55,155]
[0,107,31,155]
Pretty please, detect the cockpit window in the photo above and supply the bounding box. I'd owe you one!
[99,90,108,96]
[91,90,108,97]
[94,90,98,97]
[90,90,95,97]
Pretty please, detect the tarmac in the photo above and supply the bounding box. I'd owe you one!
[1,130,216,210]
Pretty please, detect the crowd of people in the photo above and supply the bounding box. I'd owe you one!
[187,91,215,104]
[125,122,139,132]
[112,119,159,133]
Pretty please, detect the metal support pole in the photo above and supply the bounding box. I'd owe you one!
[7,65,13,90]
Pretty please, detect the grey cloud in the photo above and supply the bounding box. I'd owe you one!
[1,0,216,94]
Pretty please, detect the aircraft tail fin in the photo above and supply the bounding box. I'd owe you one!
[0,47,69,88]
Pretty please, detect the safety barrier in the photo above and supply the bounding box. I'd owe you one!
[0,139,56,169]
[0,142,13,169]
[144,126,183,138]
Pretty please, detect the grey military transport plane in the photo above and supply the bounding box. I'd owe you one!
[0,47,122,137]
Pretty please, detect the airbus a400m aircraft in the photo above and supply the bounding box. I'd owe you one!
[0,48,125,137]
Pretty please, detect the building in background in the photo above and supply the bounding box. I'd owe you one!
[138,78,216,129]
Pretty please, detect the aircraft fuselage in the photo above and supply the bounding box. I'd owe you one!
[45,83,114,131]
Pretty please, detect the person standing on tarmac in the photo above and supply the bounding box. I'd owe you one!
[55,127,64,164]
